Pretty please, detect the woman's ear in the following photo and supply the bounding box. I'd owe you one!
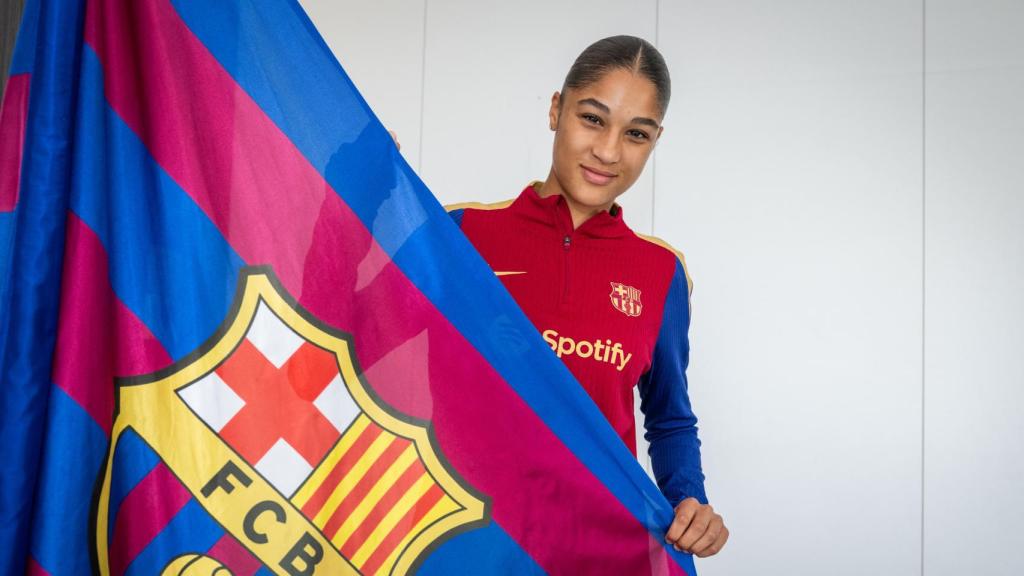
[549,91,561,131]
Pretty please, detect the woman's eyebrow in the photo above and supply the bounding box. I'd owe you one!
[578,97,659,128]
[632,117,660,128]
[578,97,660,129]
[577,98,610,113]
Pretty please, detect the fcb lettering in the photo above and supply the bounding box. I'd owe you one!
[200,461,325,576]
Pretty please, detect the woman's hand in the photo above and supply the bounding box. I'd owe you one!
[388,130,401,151]
[665,497,729,558]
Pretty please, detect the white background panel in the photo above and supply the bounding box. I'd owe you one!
[657,2,923,574]
[298,0,426,171]
[418,0,657,234]
[925,1,1024,573]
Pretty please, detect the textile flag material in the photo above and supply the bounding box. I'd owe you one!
[0,1,698,574]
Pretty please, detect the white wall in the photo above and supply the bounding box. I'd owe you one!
[299,0,427,171]
[301,1,1024,574]
[657,3,923,574]
[924,1,1024,574]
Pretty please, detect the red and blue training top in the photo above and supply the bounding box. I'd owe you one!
[449,183,707,506]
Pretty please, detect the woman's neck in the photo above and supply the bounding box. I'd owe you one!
[536,173,610,229]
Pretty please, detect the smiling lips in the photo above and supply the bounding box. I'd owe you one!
[581,165,617,185]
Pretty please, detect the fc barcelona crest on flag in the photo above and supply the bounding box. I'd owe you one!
[93,268,489,575]
[609,282,643,318]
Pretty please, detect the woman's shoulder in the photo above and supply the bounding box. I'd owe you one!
[632,232,693,296]
[443,198,516,228]
[444,181,539,216]
[443,198,516,213]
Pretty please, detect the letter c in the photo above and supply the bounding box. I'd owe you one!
[244,500,286,545]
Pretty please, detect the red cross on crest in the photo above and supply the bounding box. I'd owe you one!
[216,340,341,474]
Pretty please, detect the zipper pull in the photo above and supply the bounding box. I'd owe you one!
[563,235,571,250]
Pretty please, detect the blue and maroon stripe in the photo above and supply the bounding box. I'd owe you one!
[0,0,85,572]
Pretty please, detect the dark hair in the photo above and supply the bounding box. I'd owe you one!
[562,35,671,116]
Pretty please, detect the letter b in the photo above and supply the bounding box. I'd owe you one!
[279,533,324,576]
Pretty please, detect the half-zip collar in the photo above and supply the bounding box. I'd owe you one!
[508,182,633,240]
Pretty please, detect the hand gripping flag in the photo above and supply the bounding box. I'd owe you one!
[0,1,699,575]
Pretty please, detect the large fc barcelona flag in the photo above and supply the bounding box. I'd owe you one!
[0,1,697,574]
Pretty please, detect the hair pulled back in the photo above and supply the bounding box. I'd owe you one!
[562,35,671,116]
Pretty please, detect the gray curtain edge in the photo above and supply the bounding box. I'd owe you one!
[1,0,26,97]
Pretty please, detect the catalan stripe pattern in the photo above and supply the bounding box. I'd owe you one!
[293,414,463,576]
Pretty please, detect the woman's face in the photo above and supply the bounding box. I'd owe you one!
[547,68,663,219]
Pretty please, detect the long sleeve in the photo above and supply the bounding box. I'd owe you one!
[637,258,707,506]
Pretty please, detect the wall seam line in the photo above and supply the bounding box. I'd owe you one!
[650,0,660,236]
[921,0,928,574]
[417,0,429,173]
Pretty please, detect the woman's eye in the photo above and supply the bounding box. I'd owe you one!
[627,129,650,141]
[581,113,603,125]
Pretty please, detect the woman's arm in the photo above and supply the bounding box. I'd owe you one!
[638,257,728,557]
[638,258,706,505]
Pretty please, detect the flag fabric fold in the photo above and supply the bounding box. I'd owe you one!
[0,1,697,574]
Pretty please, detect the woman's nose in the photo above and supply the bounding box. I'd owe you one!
[591,132,621,164]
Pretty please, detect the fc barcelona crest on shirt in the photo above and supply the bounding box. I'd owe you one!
[93,268,488,575]
[609,282,643,318]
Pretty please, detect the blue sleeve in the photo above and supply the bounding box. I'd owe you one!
[637,258,707,506]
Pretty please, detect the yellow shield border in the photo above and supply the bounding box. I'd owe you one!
[93,267,490,575]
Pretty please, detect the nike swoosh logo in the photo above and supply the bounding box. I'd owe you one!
[494,271,527,277]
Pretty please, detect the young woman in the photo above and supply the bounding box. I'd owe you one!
[412,35,729,558]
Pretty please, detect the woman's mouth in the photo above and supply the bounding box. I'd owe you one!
[581,165,617,185]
